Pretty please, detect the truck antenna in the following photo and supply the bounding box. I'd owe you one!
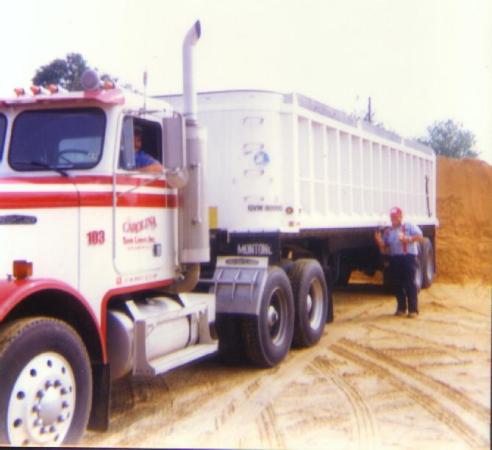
[143,69,148,111]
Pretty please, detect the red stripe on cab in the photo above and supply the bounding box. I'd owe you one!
[0,192,79,209]
[0,192,178,209]
[0,175,167,189]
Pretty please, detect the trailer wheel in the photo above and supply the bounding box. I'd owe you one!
[0,318,92,446]
[288,259,328,348]
[242,267,294,367]
[420,238,435,288]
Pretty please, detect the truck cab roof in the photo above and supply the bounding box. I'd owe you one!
[0,88,174,116]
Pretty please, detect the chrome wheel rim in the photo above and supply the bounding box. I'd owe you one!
[426,254,434,281]
[7,352,76,446]
[267,288,288,346]
[415,263,423,289]
[306,277,324,330]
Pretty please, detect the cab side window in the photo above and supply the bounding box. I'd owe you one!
[119,118,163,171]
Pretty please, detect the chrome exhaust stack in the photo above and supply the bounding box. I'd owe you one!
[183,20,201,123]
[169,20,209,292]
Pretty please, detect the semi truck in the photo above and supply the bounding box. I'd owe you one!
[0,20,437,447]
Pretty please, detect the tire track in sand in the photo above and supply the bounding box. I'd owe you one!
[331,338,489,448]
[311,355,380,450]
[159,344,381,448]
[342,337,489,423]
[136,348,317,448]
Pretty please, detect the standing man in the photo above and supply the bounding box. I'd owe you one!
[375,207,424,318]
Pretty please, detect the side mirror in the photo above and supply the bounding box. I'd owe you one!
[163,114,188,188]
[120,116,136,170]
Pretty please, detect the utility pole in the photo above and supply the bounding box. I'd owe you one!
[364,96,374,123]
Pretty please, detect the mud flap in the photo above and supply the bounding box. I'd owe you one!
[208,256,270,316]
[87,362,111,431]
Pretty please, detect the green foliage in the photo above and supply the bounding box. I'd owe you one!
[419,119,479,159]
[32,53,136,93]
[32,53,89,91]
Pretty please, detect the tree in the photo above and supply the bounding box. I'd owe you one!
[419,119,479,159]
[32,53,137,93]
[32,53,89,91]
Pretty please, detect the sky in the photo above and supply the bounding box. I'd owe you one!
[1,0,491,162]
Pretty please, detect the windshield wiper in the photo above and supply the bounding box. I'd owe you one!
[25,160,73,178]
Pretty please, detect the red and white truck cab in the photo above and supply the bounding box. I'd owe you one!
[0,22,223,446]
[0,21,334,446]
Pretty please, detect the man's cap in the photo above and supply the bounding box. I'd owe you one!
[390,206,403,217]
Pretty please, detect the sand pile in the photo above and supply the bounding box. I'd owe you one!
[436,156,492,284]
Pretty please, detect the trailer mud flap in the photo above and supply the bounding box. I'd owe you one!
[206,256,269,316]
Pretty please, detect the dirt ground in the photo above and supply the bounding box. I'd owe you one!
[81,281,491,449]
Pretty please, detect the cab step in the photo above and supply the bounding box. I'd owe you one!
[145,343,218,376]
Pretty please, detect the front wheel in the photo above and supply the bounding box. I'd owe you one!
[242,267,294,367]
[0,318,92,446]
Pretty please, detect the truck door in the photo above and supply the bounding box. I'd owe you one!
[113,117,176,283]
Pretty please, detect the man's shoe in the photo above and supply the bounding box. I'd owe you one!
[408,312,418,318]
[395,310,406,317]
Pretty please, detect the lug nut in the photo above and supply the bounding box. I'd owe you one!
[57,415,65,423]
[62,401,69,409]
[60,388,68,395]
[49,425,56,433]
[54,380,62,388]
[33,418,43,427]
[45,380,53,389]
[36,390,44,399]
[32,404,41,413]
[40,426,47,434]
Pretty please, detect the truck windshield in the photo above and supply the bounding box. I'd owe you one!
[9,108,106,171]
[0,114,6,161]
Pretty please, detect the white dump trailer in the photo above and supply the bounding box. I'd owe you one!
[162,90,437,291]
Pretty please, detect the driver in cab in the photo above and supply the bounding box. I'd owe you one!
[133,128,163,173]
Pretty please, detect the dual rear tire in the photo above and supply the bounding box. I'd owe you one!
[286,259,329,348]
[224,259,330,368]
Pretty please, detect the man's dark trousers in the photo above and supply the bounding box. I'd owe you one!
[389,254,418,313]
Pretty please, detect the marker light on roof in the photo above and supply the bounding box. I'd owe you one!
[14,88,26,97]
[102,80,115,90]
[46,84,68,94]
[31,86,49,95]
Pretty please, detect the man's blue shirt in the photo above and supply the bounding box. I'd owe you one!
[383,222,423,256]
[135,150,159,168]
